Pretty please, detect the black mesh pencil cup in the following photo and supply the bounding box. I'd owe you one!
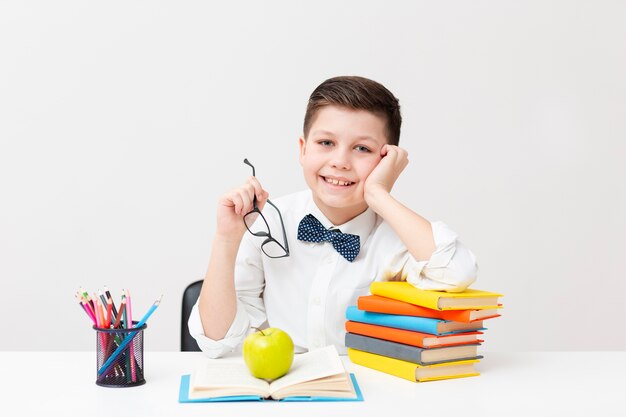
[94,322,147,387]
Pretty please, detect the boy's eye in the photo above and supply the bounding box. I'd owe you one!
[354,145,371,153]
[318,140,333,147]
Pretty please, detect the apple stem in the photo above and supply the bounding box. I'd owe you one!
[251,326,265,336]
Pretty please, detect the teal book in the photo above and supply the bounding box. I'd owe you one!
[345,306,485,335]
[179,345,363,403]
[345,332,483,365]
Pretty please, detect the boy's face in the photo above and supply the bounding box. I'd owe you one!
[299,105,388,224]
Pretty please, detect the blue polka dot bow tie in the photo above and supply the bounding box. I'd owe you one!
[297,214,361,262]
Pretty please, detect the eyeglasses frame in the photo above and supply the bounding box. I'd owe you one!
[242,158,290,258]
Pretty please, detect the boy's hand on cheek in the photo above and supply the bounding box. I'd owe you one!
[216,177,269,243]
[364,145,408,205]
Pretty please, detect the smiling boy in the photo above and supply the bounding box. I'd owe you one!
[189,76,478,357]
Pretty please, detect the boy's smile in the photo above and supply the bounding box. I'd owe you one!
[299,105,388,225]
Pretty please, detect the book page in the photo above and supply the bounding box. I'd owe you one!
[190,357,269,398]
[268,345,346,395]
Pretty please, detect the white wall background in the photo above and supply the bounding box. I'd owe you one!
[1,1,624,352]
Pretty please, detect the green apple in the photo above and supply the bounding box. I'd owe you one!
[243,327,294,381]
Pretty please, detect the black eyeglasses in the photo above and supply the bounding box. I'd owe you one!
[242,159,290,258]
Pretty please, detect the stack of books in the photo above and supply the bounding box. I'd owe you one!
[345,281,502,383]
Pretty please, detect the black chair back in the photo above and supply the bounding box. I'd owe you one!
[181,280,203,351]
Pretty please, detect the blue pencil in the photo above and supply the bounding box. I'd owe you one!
[97,295,163,377]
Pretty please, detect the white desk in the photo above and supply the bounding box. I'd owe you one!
[2,351,624,417]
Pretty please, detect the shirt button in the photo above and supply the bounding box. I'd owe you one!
[326,255,334,264]
[313,297,321,305]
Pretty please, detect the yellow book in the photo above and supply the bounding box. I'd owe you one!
[370,281,502,311]
[347,348,479,382]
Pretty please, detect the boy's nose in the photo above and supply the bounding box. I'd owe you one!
[329,154,351,170]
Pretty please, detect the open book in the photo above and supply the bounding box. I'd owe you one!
[179,345,362,402]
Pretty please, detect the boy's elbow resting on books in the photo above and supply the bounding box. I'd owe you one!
[417,266,477,292]
[445,267,478,291]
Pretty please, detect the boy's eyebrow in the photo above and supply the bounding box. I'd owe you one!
[311,130,378,143]
[310,130,336,137]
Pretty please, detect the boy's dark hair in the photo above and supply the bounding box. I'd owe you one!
[303,76,402,146]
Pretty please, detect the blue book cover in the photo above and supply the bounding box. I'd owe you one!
[345,306,485,335]
[179,373,363,403]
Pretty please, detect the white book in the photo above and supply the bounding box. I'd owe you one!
[183,345,360,401]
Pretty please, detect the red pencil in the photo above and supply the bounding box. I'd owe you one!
[104,286,118,321]
[106,297,113,328]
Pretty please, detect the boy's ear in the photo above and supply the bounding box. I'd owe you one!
[298,136,306,165]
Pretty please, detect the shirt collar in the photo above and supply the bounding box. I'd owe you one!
[304,191,377,245]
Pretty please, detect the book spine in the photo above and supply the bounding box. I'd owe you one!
[345,321,483,349]
[370,282,441,310]
[347,348,418,382]
[346,321,429,348]
[345,333,426,364]
[347,349,480,383]
[358,296,443,319]
[346,306,445,335]
[359,296,476,323]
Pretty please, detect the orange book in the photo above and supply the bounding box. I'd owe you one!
[345,321,483,349]
[358,295,501,323]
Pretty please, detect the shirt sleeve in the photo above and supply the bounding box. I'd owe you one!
[383,221,478,292]
[187,233,268,358]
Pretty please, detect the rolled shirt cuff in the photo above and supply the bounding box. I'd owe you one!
[384,221,478,292]
[187,300,251,358]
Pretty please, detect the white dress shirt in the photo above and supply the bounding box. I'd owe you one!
[189,189,478,358]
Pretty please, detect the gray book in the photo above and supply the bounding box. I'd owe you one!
[345,333,483,365]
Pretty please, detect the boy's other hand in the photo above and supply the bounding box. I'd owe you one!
[364,145,408,205]
[216,176,269,242]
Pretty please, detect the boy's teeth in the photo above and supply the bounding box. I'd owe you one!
[325,177,351,186]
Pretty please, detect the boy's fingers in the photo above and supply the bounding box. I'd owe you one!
[242,182,256,200]
[255,191,269,213]
[385,145,400,158]
[257,189,269,203]
[383,145,409,165]
[248,176,265,200]
[222,180,268,216]
[229,193,244,215]
[238,189,253,215]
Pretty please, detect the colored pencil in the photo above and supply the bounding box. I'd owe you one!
[103,286,118,320]
[93,298,101,328]
[78,293,95,318]
[121,292,131,382]
[76,293,96,325]
[126,289,137,382]
[106,297,113,328]
[97,295,162,377]
[83,301,97,325]
[95,295,106,328]
[92,297,108,354]
[113,299,126,329]
[98,289,107,307]
[125,289,133,328]
[80,287,94,311]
